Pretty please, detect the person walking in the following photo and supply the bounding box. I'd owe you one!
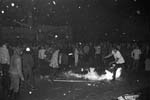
[8,47,24,99]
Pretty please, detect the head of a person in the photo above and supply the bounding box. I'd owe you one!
[2,43,8,48]
[112,47,118,53]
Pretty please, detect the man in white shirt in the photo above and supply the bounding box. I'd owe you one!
[0,43,10,98]
[38,46,46,68]
[104,47,125,80]
[0,43,10,76]
[131,46,142,71]
[38,46,46,60]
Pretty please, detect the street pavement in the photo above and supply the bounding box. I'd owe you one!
[17,71,150,100]
[1,65,150,100]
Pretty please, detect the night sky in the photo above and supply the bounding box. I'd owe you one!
[0,0,149,41]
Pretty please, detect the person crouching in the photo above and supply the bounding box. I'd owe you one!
[104,47,125,81]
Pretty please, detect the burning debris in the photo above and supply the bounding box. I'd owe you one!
[117,94,140,100]
[40,67,122,83]
[64,67,122,81]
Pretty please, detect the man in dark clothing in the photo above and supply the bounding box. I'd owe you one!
[22,47,34,88]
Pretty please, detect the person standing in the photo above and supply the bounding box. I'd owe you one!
[131,45,142,71]
[49,48,60,69]
[74,45,79,67]
[49,48,60,81]
[0,43,10,98]
[0,43,10,76]
[94,44,102,70]
[38,46,46,68]
[83,44,90,68]
[22,47,34,88]
[8,47,24,99]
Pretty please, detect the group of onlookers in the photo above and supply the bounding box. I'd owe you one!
[0,42,34,100]
[37,41,150,72]
[0,40,150,99]
[37,41,150,77]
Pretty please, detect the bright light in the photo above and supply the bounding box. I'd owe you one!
[68,53,73,56]
[26,47,30,51]
[52,1,56,5]
[55,35,58,38]
[11,3,15,7]
[1,10,4,14]
[29,91,32,94]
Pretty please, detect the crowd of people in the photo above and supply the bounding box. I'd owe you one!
[0,40,150,99]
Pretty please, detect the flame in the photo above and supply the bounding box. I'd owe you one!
[65,67,122,81]
[65,71,82,78]
[84,68,100,80]
[98,70,113,80]
[115,68,122,78]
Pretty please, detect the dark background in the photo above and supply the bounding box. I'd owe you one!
[0,0,149,42]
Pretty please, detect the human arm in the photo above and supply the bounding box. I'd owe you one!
[104,53,113,59]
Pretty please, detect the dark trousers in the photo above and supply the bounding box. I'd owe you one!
[49,66,65,81]
[0,64,10,98]
[1,64,9,76]
[95,54,103,72]
[113,63,124,80]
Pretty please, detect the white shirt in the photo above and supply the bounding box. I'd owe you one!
[49,49,60,68]
[38,49,46,59]
[94,45,101,55]
[0,46,10,64]
[131,49,142,60]
[112,50,125,64]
